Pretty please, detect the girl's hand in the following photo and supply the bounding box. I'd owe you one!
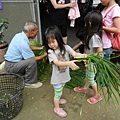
[68,60,79,70]
[103,26,105,30]
[74,53,87,59]
[83,53,87,58]
[83,60,87,64]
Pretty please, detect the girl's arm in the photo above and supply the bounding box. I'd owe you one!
[50,0,75,9]
[96,47,102,52]
[72,51,87,58]
[94,47,103,56]
[72,41,83,51]
[53,59,79,70]
[103,17,120,34]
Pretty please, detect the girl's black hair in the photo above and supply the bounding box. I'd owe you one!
[84,10,102,49]
[44,25,66,55]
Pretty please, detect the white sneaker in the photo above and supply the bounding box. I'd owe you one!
[0,61,5,70]
[25,82,43,88]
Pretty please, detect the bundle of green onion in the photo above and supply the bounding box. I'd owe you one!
[76,53,120,105]
[30,39,46,56]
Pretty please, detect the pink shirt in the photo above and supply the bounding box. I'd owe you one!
[101,4,120,49]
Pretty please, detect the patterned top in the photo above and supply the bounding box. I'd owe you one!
[48,45,74,85]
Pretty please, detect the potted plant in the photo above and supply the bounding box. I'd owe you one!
[0,18,9,63]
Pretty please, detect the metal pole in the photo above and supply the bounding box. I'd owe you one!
[36,0,42,44]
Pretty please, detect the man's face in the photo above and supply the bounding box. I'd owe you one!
[29,25,38,39]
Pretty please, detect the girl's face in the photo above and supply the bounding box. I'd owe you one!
[48,38,59,50]
[101,0,110,6]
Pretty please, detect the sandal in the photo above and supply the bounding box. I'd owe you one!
[59,99,67,105]
[87,94,103,104]
[74,87,88,93]
[54,108,67,117]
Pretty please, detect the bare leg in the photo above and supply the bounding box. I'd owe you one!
[87,83,103,104]
[62,36,67,44]
[84,80,90,89]
[54,100,60,109]
[91,83,98,96]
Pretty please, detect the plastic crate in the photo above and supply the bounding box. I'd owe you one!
[0,73,24,120]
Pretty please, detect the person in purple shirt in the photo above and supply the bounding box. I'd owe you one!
[4,21,47,88]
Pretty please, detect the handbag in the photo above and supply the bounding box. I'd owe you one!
[105,32,120,50]
[103,4,120,50]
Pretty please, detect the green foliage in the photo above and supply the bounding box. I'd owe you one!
[65,66,86,89]
[38,61,51,82]
[0,93,13,103]
[0,18,9,43]
[30,39,42,47]
[30,40,50,82]
[30,39,46,56]
[76,54,120,105]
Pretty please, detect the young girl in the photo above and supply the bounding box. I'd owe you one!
[74,10,103,104]
[44,25,87,117]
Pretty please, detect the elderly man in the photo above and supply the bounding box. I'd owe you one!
[4,21,47,88]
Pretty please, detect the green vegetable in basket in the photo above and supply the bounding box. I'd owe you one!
[0,93,13,103]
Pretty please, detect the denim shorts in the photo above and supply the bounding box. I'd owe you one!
[103,47,113,60]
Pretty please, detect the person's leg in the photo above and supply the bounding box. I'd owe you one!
[74,69,89,93]
[90,83,98,96]
[53,83,64,109]
[23,58,38,84]
[87,65,103,104]
[53,83,67,117]
[87,67,98,96]
[62,37,67,44]
[61,24,67,44]
[5,58,38,84]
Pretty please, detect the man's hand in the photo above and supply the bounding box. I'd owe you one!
[40,46,44,50]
